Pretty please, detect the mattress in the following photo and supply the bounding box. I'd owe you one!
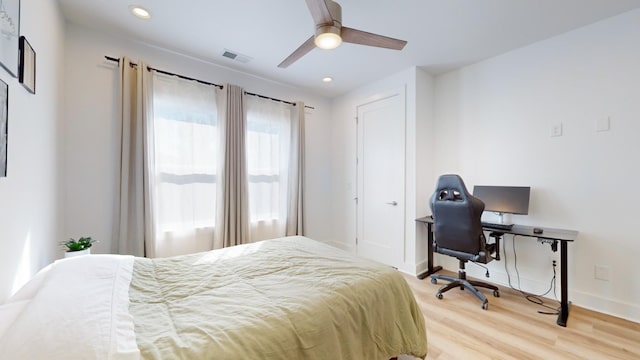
[0,236,427,359]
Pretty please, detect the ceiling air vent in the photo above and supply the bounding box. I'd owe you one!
[222,49,252,64]
[222,51,237,60]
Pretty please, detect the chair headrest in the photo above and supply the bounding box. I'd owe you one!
[433,174,472,203]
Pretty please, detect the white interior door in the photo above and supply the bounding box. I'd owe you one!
[356,90,405,267]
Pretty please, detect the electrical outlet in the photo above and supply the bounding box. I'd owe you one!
[550,123,563,137]
[594,265,610,281]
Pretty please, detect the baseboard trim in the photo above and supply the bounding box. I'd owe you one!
[570,290,640,324]
[325,240,355,253]
[414,259,428,276]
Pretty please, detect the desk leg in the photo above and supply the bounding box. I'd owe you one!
[417,223,443,280]
[557,241,570,327]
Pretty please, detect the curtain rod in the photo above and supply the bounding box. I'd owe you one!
[105,56,314,109]
[105,56,222,89]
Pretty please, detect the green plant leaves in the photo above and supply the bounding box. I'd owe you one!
[63,237,97,252]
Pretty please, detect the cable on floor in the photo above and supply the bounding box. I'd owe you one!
[503,235,560,315]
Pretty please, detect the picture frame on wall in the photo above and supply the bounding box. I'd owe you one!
[0,78,8,177]
[18,36,35,93]
[0,0,21,77]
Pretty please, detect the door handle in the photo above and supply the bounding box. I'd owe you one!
[386,201,398,206]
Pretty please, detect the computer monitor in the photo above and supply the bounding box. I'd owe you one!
[472,185,531,216]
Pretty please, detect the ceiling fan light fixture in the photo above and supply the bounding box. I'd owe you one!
[278,0,406,68]
[315,26,342,50]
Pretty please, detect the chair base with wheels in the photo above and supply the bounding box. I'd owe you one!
[430,259,500,310]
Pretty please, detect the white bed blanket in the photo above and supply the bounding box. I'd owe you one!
[0,255,139,359]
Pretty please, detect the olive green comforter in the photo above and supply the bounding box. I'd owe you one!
[129,236,427,359]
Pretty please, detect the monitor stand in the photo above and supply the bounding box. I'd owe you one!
[496,212,511,225]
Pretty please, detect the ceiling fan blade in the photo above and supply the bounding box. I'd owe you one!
[278,35,316,68]
[305,0,333,25]
[341,27,407,50]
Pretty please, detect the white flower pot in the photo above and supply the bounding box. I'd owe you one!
[65,248,91,258]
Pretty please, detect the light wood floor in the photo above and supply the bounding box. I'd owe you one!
[401,271,640,360]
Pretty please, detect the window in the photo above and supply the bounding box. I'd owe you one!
[148,77,300,250]
[152,74,219,234]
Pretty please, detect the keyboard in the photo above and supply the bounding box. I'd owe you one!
[481,222,513,230]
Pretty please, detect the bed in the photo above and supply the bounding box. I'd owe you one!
[0,236,427,359]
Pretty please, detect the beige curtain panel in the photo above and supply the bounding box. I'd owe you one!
[215,84,250,249]
[112,57,156,257]
[286,101,305,236]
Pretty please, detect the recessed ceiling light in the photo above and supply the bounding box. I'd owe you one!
[129,5,151,19]
[322,76,333,83]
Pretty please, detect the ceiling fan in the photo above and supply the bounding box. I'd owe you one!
[278,0,407,68]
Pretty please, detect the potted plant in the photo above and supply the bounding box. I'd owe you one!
[63,237,97,258]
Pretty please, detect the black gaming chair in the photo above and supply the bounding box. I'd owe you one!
[429,174,500,309]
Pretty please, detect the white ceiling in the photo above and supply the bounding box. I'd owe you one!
[58,0,640,98]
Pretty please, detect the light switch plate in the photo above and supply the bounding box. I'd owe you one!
[596,117,610,132]
[550,123,563,137]
[594,265,610,281]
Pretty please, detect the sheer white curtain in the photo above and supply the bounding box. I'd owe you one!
[245,96,294,242]
[150,72,222,257]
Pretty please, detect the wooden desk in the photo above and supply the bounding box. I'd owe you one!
[415,215,578,327]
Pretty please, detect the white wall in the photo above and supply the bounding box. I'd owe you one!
[330,67,434,274]
[414,68,436,272]
[0,0,66,302]
[433,9,640,322]
[62,23,333,255]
